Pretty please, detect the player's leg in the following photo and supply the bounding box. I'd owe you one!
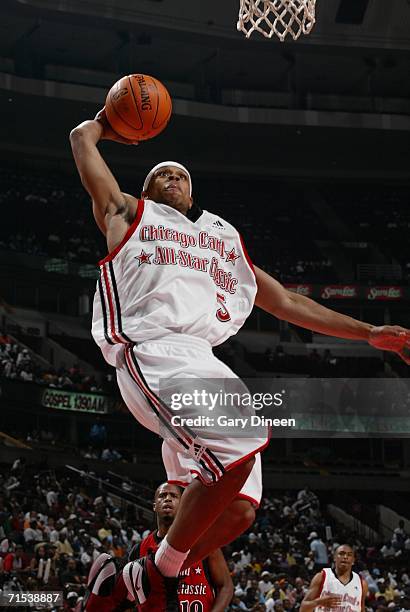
[182,497,255,568]
[118,342,267,608]
[118,343,264,565]
[152,429,264,578]
[164,454,255,553]
[181,451,261,567]
[152,449,261,577]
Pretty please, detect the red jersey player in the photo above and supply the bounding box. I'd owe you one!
[79,483,233,612]
[128,483,233,612]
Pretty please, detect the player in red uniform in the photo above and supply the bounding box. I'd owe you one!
[128,483,233,612]
[79,483,233,612]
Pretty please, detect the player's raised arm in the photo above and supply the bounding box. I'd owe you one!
[69,108,138,236]
[254,265,410,363]
[207,549,234,612]
[300,572,342,612]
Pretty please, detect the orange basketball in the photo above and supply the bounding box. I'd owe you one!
[105,74,172,141]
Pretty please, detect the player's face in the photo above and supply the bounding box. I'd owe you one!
[153,484,181,520]
[334,546,354,571]
[145,166,193,215]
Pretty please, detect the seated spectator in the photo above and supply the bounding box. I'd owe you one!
[259,571,274,596]
[3,544,30,573]
[381,541,397,559]
[55,531,74,556]
[24,520,43,551]
[59,557,82,588]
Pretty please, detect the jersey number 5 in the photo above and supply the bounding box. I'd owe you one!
[216,292,231,322]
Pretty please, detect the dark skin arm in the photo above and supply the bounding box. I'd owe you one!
[69,109,138,248]
[361,579,369,612]
[300,572,343,612]
[207,549,234,612]
[254,265,410,363]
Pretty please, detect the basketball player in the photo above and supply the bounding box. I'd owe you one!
[70,110,410,611]
[79,483,232,612]
[300,544,368,612]
[127,482,233,611]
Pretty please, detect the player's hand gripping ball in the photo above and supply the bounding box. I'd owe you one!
[105,74,172,141]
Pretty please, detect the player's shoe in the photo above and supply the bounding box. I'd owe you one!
[80,552,130,612]
[122,554,179,612]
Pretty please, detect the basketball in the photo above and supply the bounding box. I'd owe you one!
[105,74,172,141]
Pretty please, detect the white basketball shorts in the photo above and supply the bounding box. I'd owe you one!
[115,333,269,507]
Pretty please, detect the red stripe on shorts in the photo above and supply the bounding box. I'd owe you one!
[124,346,224,482]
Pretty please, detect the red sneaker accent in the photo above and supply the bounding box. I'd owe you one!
[82,553,130,612]
[123,554,179,612]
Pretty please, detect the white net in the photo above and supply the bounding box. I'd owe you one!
[237,0,317,42]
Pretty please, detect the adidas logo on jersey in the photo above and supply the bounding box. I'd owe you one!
[212,220,225,230]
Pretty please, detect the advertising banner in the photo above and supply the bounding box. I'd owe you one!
[320,285,359,300]
[41,388,114,414]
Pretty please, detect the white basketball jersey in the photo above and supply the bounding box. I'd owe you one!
[317,568,362,612]
[92,199,257,366]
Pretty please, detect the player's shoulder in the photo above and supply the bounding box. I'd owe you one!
[139,198,160,213]
[312,568,328,586]
[142,530,158,544]
[134,531,160,559]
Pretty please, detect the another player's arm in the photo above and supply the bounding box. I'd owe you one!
[254,266,410,363]
[69,110,138,238]
[300,572,342,612]
[360,578,368,612]
[207,549,234,612]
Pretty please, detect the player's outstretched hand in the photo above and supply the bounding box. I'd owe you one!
[369,325,410,364]
[318,594,343,609]
[95,108,139,145]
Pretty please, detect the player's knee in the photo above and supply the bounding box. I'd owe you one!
[230,499,255,533]
[237,500,256,531]
[242,502,256,529]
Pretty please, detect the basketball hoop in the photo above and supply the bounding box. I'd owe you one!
[237,0,317,42]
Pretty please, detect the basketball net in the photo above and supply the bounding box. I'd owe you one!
[237,0,317,41]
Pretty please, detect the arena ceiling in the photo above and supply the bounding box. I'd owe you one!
[2,0,410,97]
[1,0,410,180]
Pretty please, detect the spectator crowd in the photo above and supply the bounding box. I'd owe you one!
[0,333,104,393]
[0,458,409,611]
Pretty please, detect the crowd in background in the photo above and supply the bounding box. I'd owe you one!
[1,329,404,387]
[0,168,105,265]
[323,185,410,271]
[0,166,340,282]
[0,334,104,393]
[3,167,410,282]
[0,459,409,611]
